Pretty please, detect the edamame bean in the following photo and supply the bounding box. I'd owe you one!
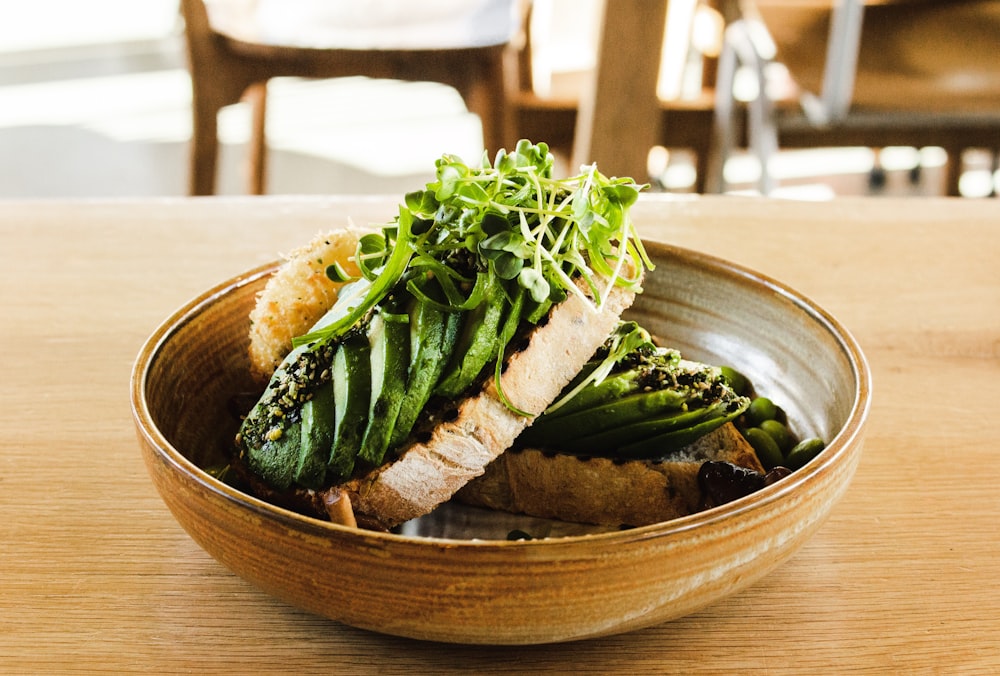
[720,366,750,396]
[744,427,783,470]
[747,396,777,426]
[759,419,793,454]
[785,437,826,469]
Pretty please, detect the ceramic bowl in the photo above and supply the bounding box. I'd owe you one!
[131,240,871,645]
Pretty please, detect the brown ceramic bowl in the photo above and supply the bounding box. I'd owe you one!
[131,240,870,645]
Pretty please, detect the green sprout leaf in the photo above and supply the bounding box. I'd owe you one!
[518,267,550,303]
[325,261,354,283]
[291,140,653,403]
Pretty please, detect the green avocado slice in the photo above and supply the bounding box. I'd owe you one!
[518,387,691,448]
[613,409,746,458]
[246,420,302,492]
[328,337,371,481]
[296,379,335,489]
[390,299,462,449]
[358,307,411,466]
[434,274,506,399]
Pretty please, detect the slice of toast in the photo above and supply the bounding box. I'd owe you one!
[454,422,762,527]
[335,277,638,531]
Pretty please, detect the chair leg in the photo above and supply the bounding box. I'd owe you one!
[189,90,224,196]
[182,0,275,195]
[705,25,740,193]
[990,149,999,197]
[692,146,711,194]
[944,146,965,197]
[245,82,269,195]
[744,34,779,195]
[748,86,779,195]
[868,148,887,192]
[455,47,507,155]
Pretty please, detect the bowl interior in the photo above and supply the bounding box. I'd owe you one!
[631,246,860,448]
[138,242,867,540]
[140,268,265,476]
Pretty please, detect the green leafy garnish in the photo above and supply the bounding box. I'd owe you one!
[293,140,652,350]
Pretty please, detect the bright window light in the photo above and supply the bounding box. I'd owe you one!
[0,0,179,52]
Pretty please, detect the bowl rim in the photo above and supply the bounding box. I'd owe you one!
[131,239,872,550]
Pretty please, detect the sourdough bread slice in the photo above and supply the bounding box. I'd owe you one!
[454,422,763,527]
[335,279,638,531]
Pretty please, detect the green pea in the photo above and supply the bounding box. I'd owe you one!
[720,366,750,396]
[744,427,783,470]
[785,437,826,470]
[747,396,777,426]
[759,419,793,454]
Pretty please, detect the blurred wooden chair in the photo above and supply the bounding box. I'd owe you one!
[179,0,513,195]
[505,0,723,190]
[708,0,1000,195]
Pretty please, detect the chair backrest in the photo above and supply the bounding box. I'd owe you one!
[739,0,862,125]
[751,0,1000,114]
[710,0,1000,195]
[179,0,516,194]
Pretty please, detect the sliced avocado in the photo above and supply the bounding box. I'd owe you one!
[614,411,744,459]
[389,299,462,448]
[245,420,302,492]
[570,408,713,454]
[238,342,313,491]
[329,337,371,481]
[296,379,335,489]
[539,367,643,420]
[358,307,411,466]
[434,275,507,399]
[494,284,525,355]
[519,387,691,448]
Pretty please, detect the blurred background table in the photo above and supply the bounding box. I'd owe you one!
[6,1,1000,199]
[1,194,998,673]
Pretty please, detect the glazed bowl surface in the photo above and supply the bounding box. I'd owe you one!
[131,239,870,645]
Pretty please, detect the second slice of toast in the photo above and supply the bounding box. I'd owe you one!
[455,422,762,527]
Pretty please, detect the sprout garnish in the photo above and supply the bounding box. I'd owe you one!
[293,140,652,352]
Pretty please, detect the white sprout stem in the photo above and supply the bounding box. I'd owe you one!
[536,245,600,313]
[599,226,632,308]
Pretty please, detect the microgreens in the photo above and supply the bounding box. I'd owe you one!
[293,140,653,359]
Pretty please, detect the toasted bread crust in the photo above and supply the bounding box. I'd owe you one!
[339,280,639,530]
[455,422,763,527]
[248,229,365,384]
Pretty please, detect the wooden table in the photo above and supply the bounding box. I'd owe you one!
[2,194,998,673]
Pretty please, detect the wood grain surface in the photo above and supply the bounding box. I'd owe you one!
[2,194,998,673]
